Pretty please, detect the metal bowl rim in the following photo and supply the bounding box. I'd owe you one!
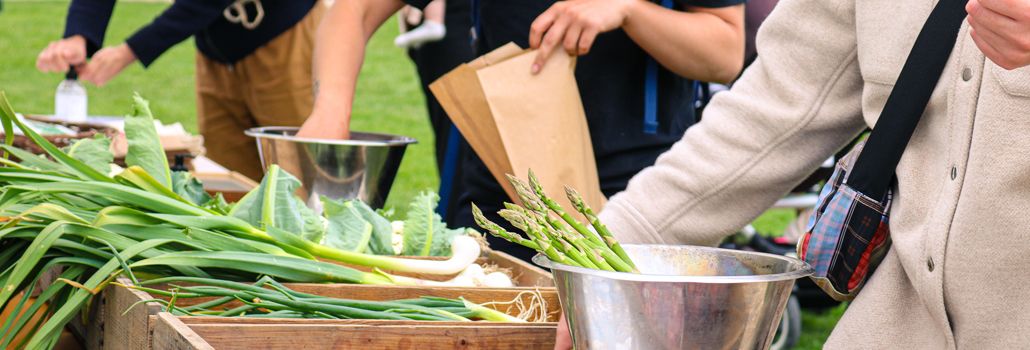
[534,244,814,284]
[245,126,417,146]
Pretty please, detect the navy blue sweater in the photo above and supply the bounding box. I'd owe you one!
[64,0,317,67]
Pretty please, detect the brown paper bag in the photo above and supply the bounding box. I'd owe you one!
[429,44,605,210]
[429,44,523,201]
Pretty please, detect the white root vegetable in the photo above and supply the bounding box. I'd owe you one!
[448,264,488,286]
[480,272,514,287]
[379,235,481,276]
[390,258,516,287]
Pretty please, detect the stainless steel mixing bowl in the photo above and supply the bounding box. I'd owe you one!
[245,126,416,210]
[534,244,813,350]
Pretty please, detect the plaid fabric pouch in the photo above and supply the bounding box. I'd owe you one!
[795,0,968,301]
[798,143,892,301]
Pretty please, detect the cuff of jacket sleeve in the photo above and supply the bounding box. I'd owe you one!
[124,32,165,68]
[63,31,102,57]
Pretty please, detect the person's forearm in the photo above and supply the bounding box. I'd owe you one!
[622,2,745,83]
[311,0,405,120]
[600,0,864,246]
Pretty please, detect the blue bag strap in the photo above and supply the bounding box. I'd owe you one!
[643,0,675,134]
[441,0,482,216]
[437,125,461,217]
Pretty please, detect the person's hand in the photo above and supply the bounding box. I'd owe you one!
[529,0,636,74]
[79,44,137,86]
[966,0,1030,70]
[401,5,423,27]
[297,106,350,140]
[554,313,572,350]
[36,35,87,73]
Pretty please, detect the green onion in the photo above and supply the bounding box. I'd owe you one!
[115,276,525,323]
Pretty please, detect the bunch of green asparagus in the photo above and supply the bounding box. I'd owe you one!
[117,276,522,322]
[472,172,638,273]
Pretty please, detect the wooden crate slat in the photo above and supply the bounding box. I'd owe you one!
[152,316,556,350]
[177,317,557,328]
[82,279,163,350]
[149,313,214,350]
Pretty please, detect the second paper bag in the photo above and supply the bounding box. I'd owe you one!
[475,50,605,210]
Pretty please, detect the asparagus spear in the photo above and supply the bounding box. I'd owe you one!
[565,186,636,270]
[525,170,605,247]
[524,171,635,272]
[503,204,612,270]
[471,171,639,273]
[496,209,571,267]
[505,174,547,214]
[471,204,539,251]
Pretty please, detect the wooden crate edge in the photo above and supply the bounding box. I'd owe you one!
[150,313,214,350]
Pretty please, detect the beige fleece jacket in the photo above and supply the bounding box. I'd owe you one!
[598,0,1030,348]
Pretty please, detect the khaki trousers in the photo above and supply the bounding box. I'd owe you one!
[195,4,324,181]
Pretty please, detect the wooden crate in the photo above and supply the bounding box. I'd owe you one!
[193,172,258,203]
[151,312,557,350]
[81,252,555,350]
[147,283,559,350]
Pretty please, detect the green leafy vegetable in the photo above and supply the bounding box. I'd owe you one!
[171,171,212,206]
[321,198,373,252]
[229,165,323,242]
[352,200,395,255]
[124,93,171,188]
[203,193,233,215]
[63,135,113,174]
[401,191,465,256]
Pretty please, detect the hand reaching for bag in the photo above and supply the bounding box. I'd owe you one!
[528,0,636,74]
[967,0,1030,70]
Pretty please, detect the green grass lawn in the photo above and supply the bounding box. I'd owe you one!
[0,1,841,348]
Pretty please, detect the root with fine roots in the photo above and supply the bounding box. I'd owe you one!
[478,289,556,322]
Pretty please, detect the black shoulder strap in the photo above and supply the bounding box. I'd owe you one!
[847,0,969,201]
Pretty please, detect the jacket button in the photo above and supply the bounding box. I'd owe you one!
[962,68,972,81]
[950,166,957,180]
[927,257,935,272]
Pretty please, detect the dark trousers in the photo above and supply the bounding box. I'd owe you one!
[406,0,474,222]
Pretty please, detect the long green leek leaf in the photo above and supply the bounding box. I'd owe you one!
[0,221,67,308]
[0,145,70,174]
[130,251,396,284]
[115,166,194,206]
[0,93,113,183]
[25,239,180,348]
[17,203,89,225]
[0,92,14,158]
[8,182,209,216]
[142,214,315,259]
[0,265,87,348]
